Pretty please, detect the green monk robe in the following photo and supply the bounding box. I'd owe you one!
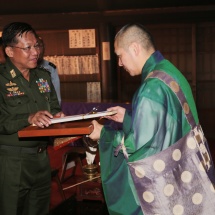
[99,51,199,215]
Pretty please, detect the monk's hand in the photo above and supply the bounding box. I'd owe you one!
[88,120,103,141]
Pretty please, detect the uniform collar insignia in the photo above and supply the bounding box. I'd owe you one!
[10,69,16,78]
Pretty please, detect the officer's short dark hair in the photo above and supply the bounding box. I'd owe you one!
[2,22,38,47]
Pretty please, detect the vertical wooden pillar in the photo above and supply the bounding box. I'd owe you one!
[99,22,118,102]
[191,24,197,101]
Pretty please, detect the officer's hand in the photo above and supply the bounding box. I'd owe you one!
[28,110,53,128]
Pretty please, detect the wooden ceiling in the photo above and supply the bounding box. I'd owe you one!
[0,0,214,15]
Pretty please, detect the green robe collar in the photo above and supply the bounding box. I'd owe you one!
[141,50,164,82]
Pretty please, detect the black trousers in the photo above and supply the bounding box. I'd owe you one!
[0,148,51,215]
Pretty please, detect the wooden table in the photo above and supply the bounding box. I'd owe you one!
[18,120,93,138]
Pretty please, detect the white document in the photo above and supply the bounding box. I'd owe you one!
[50,110,117,124]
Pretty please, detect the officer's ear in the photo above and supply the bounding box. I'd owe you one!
[5,46,14,57]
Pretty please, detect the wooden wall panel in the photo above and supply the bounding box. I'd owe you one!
[196,24,215,109]
[37,30,98,56]
[149,25,193,81]
[60,82,87,102]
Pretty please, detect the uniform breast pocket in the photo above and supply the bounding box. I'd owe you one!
[41,92,51,103]
[5,95,30,107]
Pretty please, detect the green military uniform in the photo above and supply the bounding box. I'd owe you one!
[0,58,61,215]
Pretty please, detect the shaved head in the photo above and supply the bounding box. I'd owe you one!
[115,23,156,51]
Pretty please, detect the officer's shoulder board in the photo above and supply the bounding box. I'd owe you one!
[48,62,56,69]
[38,66,51,75]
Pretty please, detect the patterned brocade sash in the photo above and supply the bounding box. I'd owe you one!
[122,71,215,215]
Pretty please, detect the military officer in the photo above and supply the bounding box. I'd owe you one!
[0,22,64,215]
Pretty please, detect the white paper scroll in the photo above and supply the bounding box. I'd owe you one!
[68,29,96,48]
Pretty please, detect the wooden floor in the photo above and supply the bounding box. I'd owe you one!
[49,176,108,215]
[49,197,108,215]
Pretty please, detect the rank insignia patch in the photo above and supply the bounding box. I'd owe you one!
[6,81,25,97]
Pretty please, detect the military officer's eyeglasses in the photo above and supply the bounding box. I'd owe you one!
[10,44,41,52]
